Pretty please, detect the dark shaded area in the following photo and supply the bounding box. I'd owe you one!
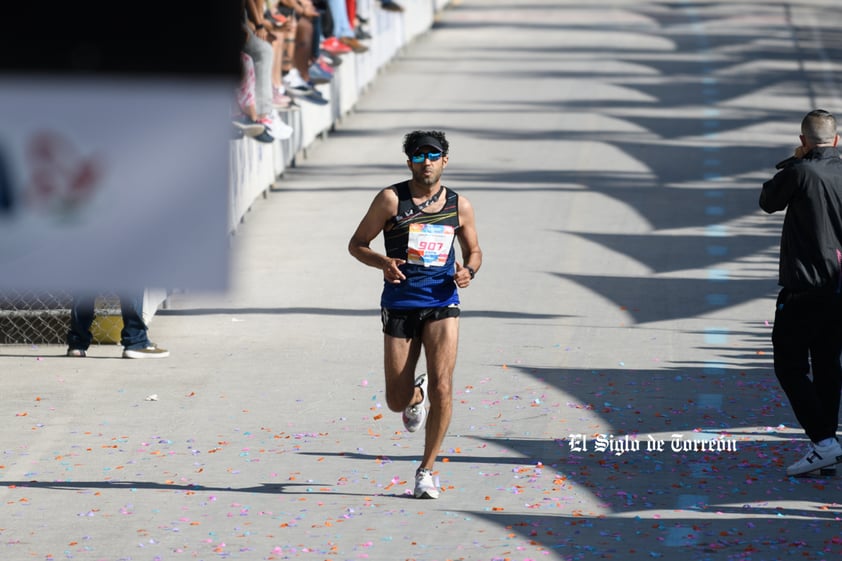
[0,1,242,78]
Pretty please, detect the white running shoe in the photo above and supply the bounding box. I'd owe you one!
[122,344,170,359]
[402,373,428,433]
[282,68,313,94]
[414,468,439,499]
[786,439,842,476]
[258,111,293,141]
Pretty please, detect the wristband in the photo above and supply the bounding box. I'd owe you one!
[466,265,475,279]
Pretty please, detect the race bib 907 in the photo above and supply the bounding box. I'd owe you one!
[407,223,455,267]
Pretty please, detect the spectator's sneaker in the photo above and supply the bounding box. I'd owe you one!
[319,50,343,67]
[339,36,368,53]
[380,0,404,12]
[295,88,329,106]
[266,10,287,27]
[414,468,439,499]
[259,112,293,140]
[252,129,275,144]
[122,344,170,359]
[316,57,335,75]
[272,90,295,110]
[355,25,372,40]
[321,36,352,56]
[287,84,315,97]
[232,115,266,137]
[66,348,87,357]
[308,63,333,85]
[787,439,842,476]
[402,373,428,432]
[283,69,315,95]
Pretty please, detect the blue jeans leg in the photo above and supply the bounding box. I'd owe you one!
[119,294,151,350]
[66,295,96,350]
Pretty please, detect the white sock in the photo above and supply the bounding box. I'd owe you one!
[816,438,837,447]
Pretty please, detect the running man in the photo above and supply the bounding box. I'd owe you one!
[348,130,482,498]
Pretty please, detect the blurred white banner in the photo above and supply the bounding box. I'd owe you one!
[0,77,231,292]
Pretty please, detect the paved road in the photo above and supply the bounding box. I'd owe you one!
[3,1,842,559]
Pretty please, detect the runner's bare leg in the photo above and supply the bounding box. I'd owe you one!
[384,335,423,412]
[420,317,459,470]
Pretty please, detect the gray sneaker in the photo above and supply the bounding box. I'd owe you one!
[66,348,87,357]
[122,344,170,359]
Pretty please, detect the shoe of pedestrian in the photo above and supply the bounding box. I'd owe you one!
[66,348,87,357]
[380,0,404,12]
[339,36,368,53]
[402,373,428,433]
[122,344,170,359]
[414,468,439,499]
[787,439,842,476]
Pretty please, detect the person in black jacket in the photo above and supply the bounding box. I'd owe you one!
[760,109,842,476]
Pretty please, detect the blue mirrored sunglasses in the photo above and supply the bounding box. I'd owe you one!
[410,151,443,163]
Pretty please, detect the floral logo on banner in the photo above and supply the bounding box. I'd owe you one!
[25,131,101,219]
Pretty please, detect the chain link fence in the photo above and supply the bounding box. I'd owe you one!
[0,291,122,345]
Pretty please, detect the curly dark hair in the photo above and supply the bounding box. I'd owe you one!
[403,130,449,156]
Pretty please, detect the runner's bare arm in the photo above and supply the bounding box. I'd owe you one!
[349,188,406,283]
[454,195,482,288]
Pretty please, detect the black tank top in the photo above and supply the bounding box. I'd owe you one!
[381,181,461,308]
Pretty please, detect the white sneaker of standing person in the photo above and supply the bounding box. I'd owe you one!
[786,438,842,476]
[122,343,169,359]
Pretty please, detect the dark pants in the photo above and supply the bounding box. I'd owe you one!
[66,293,150,351]
[772,287,842,443]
